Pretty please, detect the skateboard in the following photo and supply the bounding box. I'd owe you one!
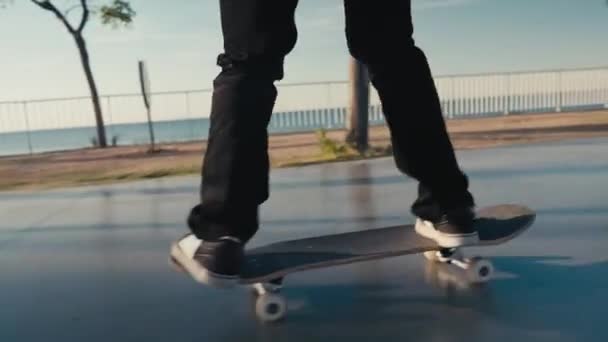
[177,204,535,322]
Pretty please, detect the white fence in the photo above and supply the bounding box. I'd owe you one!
[1,66,607,156]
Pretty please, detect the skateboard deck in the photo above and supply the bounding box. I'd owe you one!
[239,204,535,284]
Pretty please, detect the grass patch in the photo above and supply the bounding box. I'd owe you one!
[0,164,201,191]
[275,143,391,168]
[82,164,200,182]
[316,128,349,158]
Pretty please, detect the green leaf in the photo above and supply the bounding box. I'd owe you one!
[99,0,135,28]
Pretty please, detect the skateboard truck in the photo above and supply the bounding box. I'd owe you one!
[423,248,495,283]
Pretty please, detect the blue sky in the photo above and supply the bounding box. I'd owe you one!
[1,0,607,101]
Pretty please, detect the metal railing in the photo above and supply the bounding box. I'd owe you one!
[1,66,607,156]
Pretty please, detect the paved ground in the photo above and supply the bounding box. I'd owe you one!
[1,137,608,342]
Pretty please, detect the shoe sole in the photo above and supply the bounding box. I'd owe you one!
[415,219,480,248]
[169,242,239,288]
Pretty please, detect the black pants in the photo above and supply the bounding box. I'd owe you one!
[189,0,475,242]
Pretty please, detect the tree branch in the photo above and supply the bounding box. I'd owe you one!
[77,0,89,33]
[30,0,75,34]
[64,4,82,17]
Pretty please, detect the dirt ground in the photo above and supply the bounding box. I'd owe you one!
[1,110,608,191]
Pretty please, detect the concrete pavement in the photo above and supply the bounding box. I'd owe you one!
[1,137,608,341]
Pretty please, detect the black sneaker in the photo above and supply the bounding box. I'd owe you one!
[415,207,479,248]
[170,233,244,288]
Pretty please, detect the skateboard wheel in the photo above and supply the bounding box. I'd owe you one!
[466,258,494,283]
[255,294,287,322]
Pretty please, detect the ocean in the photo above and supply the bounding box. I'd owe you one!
[0,107,370,156]
[1,99,603,157]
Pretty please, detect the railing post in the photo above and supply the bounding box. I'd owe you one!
[326,82,332,109]
[185,91,195,139]
[22,101,33,155]
[450,76,456,118]
[557,71,563,112]
[325,83,332,129]
[503,74,510,115]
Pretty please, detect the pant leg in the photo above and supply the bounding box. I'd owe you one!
[189,0,299,242]
[343,0,474,221]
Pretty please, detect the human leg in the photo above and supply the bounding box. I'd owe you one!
[343,0,476,247]
[171,0,300,285]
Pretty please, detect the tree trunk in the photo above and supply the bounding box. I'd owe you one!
[74,34,107,147]
[345,58,370,153]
